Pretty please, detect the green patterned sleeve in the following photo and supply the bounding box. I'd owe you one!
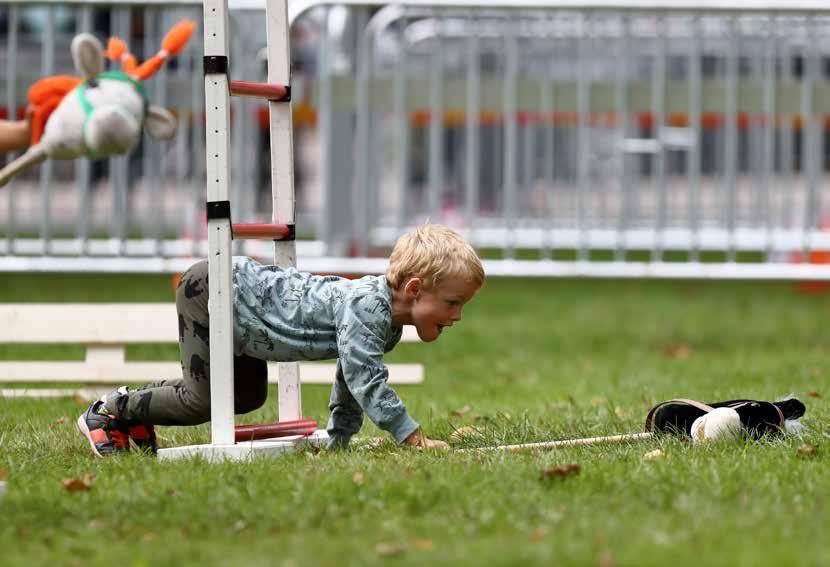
[328,294,419,446]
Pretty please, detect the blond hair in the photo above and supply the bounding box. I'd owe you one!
[386,223,485,289]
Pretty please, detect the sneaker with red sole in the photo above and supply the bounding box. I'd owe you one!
[76,400,130,457]
[101,386,159,454]
[127,423,159,454]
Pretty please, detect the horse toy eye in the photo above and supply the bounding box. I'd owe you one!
[86,78,99,89]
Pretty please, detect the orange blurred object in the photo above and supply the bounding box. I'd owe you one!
[172,273,183,293]
[27,76,82,144]
[791,250,830,294]
[790,219,830,294]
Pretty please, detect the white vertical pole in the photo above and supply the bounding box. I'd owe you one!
[203,0,236,446]
[266,0,302,422]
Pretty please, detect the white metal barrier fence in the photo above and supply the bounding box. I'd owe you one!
[2,0,830,278]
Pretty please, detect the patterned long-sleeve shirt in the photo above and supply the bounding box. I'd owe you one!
[231,256,419,448]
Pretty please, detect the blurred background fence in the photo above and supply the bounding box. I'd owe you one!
[2,0,830,278]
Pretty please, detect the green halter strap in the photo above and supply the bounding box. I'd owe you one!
[76,71,148,159]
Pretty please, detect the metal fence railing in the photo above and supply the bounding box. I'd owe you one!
[2,0,830,278]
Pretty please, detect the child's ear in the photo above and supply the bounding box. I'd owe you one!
[403,277,422,298]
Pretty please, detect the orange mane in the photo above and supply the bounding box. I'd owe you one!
[27,76,83,144]
[105,20,196,81]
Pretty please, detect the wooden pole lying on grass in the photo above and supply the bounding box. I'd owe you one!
[463,432,653,453]
[234,419,318,442]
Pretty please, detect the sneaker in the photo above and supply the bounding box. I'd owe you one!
[76,400,130,457]
[128,423,159,454]
[100,385,130,406]
[100,386,158,454]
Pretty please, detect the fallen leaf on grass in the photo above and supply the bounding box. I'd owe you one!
[808,391,822,399]
[352,472,365,486]
[643,449,665,460]
[590,397,607,407]
[530,527,548,542]
[375,542,404,556]
[598,551,616,567]
[451,404,472,417]
[54,417,67,425]
[142,532,157,542]
[450,426,482,442]
[231,520,247,533]
[540,463,581,480]
[61,474,94,492]
[797,443,818,458]
[663,343,694,360]
[0,469,7,481]
[87,520,104,530]
[411,539,434,551]
[166,489,179,497]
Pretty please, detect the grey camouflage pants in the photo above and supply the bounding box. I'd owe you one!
[104,259,269,425]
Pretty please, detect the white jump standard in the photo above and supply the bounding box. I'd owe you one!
[157,0,321,461]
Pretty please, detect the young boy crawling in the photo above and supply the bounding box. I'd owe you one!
[77,223,484,455]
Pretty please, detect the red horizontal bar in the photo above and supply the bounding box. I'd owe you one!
[229,80,289,101]
[232,223,291,240]
[234,419,318,442]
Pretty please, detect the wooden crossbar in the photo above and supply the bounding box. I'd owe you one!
[0,303,423,388]
[232,223,291,240]
[229,80,289,101]
[0,304,420,343]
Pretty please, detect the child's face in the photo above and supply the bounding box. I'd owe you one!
[410,277,480,342]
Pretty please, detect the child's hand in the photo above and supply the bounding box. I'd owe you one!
[403,429,450,451]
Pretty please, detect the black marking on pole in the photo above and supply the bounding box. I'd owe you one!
[203,55,229,75]
[206,200,232,221]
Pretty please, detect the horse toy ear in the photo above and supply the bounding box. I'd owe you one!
[71,33,105,80]
[145,105,177,140]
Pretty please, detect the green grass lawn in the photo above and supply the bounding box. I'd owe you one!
[1,274,828,566]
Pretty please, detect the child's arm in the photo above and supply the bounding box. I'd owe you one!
[327,362,448,450]
[329,296,423,447]
[0,111,32,154]
[325,360,365,449]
